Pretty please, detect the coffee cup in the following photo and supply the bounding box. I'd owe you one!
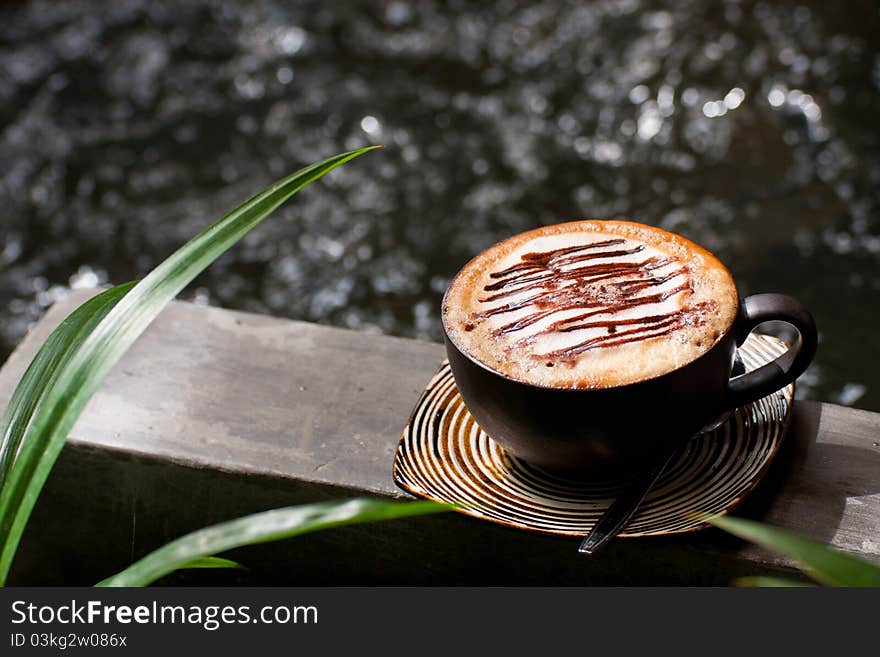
[441,220,817,474]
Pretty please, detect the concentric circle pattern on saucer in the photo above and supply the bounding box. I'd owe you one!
[393,333,794,538]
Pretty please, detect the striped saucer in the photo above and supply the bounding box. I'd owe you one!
[393,333,794,538]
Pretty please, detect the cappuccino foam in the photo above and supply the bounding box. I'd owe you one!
[443,220,739,388]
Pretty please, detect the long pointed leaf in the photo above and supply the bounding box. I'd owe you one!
[0,283,135,479]
[0,147,377,584]
[708,515,880,587]
[97,498,446,587]
[176,557,246,571]
[0,284,136,576]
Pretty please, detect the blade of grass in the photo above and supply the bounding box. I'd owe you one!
[0,283,135,479]
[97,498,446,587]
[708,515,880,587]
[176,557,246,571]
[0,284,136,580]
[0,147,378,584]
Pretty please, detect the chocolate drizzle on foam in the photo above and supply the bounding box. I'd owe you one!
[474,237,709,361]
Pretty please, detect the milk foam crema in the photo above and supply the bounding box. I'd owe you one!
[443,220,739,388]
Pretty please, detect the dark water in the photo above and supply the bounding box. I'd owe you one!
[1,0,878,410]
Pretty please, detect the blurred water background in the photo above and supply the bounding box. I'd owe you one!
[1,0,878,410]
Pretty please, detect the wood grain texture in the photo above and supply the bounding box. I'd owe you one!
[0,289,877,584]
[0,289,444,496]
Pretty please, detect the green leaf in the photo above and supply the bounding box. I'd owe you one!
[176,557,246,571]
[0,283,136,581]
[97,498,447,587]
[0,147,378,585]
[0,284,135,481]
[708,515,880,587]
[734,576,814,588]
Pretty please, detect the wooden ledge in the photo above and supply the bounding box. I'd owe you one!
[1,289,877,585]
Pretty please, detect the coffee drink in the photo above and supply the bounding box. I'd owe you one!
[440,219,816,472]
[443,220,739,388]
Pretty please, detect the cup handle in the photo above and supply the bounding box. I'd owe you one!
[724,293,818,409]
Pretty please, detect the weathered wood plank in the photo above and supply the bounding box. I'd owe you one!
[0,289,445,497]
[0,289,877,584]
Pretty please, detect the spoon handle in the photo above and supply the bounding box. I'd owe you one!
[577,444,677,554]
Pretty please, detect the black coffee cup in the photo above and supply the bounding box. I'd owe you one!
[442,255,817,474]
